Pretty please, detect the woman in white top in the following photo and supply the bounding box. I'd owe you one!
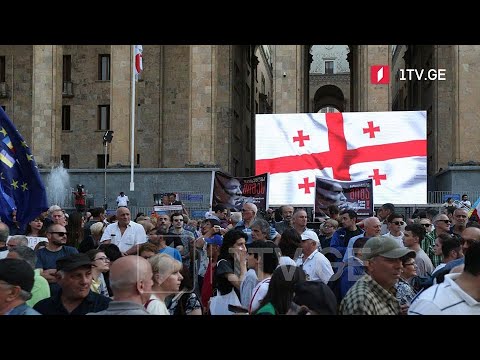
[146,253,183,315]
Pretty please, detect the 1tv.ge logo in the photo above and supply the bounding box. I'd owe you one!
[371,65,390,84]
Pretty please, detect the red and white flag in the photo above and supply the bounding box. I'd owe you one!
[255,111,427,206]
[134,45,143,75]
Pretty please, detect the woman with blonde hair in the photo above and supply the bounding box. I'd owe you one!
[145,253,183,315]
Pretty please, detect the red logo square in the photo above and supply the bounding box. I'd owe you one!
[371,65,390,84]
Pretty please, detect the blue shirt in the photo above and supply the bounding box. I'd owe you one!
[34,289,110,315]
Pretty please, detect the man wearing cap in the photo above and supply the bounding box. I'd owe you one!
[0,258,40,315]
[34,253,110,315]
[295,229,334,284]
[339,236,415,315]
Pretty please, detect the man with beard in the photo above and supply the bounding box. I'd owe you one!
[36,224,78,294]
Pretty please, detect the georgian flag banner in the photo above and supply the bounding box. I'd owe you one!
[255,111,427,206]
[134,45,143,75]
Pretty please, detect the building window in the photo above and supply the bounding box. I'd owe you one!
[246,84,251,110]
[98,105,110,130]
[261,74,266,94]
[61,154,70,169]
[62,105,71,130]
[137,154,140,165]
[97,154,110,168]
[245,125,250,151]
[0,56,6,82]
[255,100,259,114]
[63,55,71,82]
[319,106,340,113]
[98,54,110,81]
[325,60,334,74]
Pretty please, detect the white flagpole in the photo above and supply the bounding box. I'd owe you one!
[130,45,135,191]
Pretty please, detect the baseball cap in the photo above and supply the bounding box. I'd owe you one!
[0,258,35,293]
[293,281,337,315]
[361,236,415,261]
[205,234,223,246]
[301,229,320,244]
[56,253,93,272]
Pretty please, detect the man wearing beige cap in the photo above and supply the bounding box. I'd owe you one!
[295,229,334,284]
[339,236,415,315]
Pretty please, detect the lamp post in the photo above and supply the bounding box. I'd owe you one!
[103,130,114,210]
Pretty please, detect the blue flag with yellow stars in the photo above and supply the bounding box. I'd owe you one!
[0,107,48,231]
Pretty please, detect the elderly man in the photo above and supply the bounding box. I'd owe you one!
[235,203,279,245]
[0,258,40,315]
[89,256,153,315]
[34,253,110,315]
[7,246,50,307]
[296,229,334,284]
[339,236,415,315]
[343,216,381,261]
[100,207,147,256]
[274,205,294,235]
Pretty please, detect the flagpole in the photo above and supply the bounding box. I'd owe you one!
[130,45,135,192]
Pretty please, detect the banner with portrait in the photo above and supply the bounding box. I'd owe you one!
[315,177,373,218]
[211,172,269,213]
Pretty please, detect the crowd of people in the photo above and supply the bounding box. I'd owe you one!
[1,197,479,316]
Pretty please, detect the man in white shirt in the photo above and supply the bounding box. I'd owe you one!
[459,194,471,210]
[116,192,129,207]
[296,229,334,284]
[100,207,146,255]
[408,240,480,315]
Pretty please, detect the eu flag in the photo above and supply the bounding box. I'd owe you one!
[0,107,48,231]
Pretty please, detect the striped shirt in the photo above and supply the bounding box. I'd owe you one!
[408,273,480,315]
[422,230,442,268]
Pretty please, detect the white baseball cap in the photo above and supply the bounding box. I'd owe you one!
[301,229,319,244]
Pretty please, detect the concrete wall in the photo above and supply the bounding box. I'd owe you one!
[436,166,480,193]
[39,168,218,213]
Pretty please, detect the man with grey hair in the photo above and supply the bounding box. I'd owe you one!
[235,203,279,245]
[274,205,294,235]
[7,245,50,307]
[343,216,381,261]
[339,236,415,315]
[34,253,110,315]
[0,258,40,315]
[0,222,9,259]
[6,235,28,251]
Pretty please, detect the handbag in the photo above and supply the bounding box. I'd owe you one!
[209,287,242,315]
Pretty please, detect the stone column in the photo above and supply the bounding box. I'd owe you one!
[213,45,233,172]
[354,45,391,112]
[455,45,480,162]
[110,45,132,166]
[31,45,62,167]
[189,45,215,164]
[272,45,307,114]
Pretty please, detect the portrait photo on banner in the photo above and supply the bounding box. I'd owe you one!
[314,177,373,218]
[211,171,268,213]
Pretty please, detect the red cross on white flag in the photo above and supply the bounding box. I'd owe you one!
[134,45,143,75]
[255,111,427,206]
